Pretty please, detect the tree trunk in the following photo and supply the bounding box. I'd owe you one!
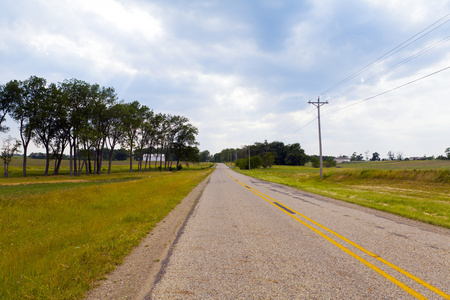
[129,145,133,172]
[20,122,31,178]
[98,139,105,175]
[78,160,85,176]
[73,138,78,176]
[93,150,97,175]
[108,146,115,175]
[22,147,28,177]
[69,139,73,177]
[44,145,50,176]
[88,151,92,174]
[159,144,163,171]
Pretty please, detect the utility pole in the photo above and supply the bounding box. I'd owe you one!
[309,97,328,178]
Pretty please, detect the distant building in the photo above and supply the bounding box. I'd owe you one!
[409,157,421,161]
[142,154,165,162]
[334,156,350,164]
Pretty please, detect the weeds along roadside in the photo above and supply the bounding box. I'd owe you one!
[0,167,213,299]
[232,163,450,229]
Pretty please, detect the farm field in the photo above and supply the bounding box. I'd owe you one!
[233,160,450,228]
[0,159,214,299]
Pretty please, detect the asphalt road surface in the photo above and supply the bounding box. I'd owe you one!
[148,163,449,299]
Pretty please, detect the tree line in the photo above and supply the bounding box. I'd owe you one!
[213,140,323,169]
[0,76,199,177]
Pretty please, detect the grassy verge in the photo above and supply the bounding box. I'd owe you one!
[233,162,450,228]
[0,167,213,299]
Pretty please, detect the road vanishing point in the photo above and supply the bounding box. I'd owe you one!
[97,163,450,299]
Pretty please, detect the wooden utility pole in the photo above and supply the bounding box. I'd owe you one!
[309,97,328,178]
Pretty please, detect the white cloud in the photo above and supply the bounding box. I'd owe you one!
[1,0,449,157]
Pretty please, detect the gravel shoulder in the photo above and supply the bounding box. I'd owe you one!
[84,173,211,300]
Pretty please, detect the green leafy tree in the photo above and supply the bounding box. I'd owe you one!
[121,101,145,172]
[262,152,275,168]
[350,152,364,161]
[106,103,125,174]
[10,76,47,177]
[370,152,380,161]
[199,150,211,162]
[268,141,287,165]
[1,136,21,178]
[60,78,92,176]
[284,143,308,166]
[311,156,320,168]
[174,120,199,170]
[445,147,450,159]
[323,158,336,168]
[0,80,21,133]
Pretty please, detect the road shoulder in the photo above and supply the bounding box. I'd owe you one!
[84,173,211,300]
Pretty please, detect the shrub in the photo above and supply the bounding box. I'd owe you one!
[235,155,263,169]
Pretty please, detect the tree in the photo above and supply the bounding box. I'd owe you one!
[199,150,211,162]
[323,158,336,168]
[121,101,145,172]
[311,156,320,168]
[350,152,364,161]
[1,136,21,178]
[50,84,71,175]
[174,120,199,170]
[235,155,262,169]
[89,85,117,175]
[284,143,308,166]
[10,76,47,177]
[371,152,380,161]
[268,141,287,165]
[33,83,60,176]
[445,147,450,159]
[262,152,275,168]
[106,103,125,174]
[0,80,21,133]
[387,151,395,161]
[60,78,92,176]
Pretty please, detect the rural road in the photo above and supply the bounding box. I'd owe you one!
[147,163,449,299]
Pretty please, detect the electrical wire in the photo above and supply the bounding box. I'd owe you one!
[330,36,450,100]
[269,13,450,143]
[323,65,450,117]
[320,13,450,96]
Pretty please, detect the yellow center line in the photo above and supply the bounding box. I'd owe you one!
[225,171,449,300]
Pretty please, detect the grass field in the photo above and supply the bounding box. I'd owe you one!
[233,160,450,228]
[3,156,189,178]
[0,159,214,299]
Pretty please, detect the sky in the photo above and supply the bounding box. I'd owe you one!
[1,0,449,159]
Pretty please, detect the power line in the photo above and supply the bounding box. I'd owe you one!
[282,65,450,142]
[330,36,450,100]
[271,13,450,144]
[320,12,450,96]
[323,65,450,117]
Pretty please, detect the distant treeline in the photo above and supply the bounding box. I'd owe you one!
[1,76,199,177]
[214,140,337,169]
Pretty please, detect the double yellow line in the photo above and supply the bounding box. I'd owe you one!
[225,171,449,300]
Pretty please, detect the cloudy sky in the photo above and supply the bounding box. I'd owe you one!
[1,0,449,159]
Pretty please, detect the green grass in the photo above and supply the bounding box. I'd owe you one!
[0,166,213,299]
[3,157,211,178]
[233,161,450,228]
